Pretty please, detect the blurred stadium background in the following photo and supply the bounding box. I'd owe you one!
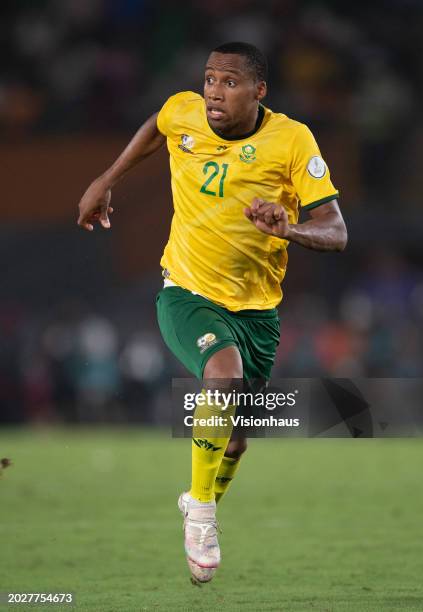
[1,0,422,423]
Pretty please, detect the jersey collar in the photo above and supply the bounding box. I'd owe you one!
[205,104,265,142]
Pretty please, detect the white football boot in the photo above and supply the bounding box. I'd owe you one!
[178,492,221,584]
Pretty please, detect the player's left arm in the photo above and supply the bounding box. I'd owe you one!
[244,197,348,252]
[245,122,347,251]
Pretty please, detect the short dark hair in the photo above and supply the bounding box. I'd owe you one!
[212,42,268,82]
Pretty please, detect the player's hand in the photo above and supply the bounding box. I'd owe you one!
[244,198,291,239]
[77,179,114,231]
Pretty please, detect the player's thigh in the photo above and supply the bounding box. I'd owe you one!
[237,317,280,380]
[203,345,243,380]
[156,287,238,379]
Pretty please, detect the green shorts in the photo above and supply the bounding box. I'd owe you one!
[156,286,280,380]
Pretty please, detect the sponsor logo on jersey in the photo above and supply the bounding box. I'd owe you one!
[239,143,256,163]
[216,145,228,151]
[178,134,195,153]
[196,332,217,353]
[307,155,326,178]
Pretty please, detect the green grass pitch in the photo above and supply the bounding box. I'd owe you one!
[1,429,423,611]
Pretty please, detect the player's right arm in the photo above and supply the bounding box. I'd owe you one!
[77,112,165,231]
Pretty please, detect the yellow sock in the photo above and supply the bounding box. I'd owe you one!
[214,455,242,504]
[189,391,235,503]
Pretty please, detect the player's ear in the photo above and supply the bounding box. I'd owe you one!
[256,81,267,101]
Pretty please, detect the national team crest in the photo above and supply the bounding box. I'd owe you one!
[196,332,217,353]
[239,144,256,163]
[178,134,195,154]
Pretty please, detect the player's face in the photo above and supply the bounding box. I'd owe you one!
[204,52,266,137]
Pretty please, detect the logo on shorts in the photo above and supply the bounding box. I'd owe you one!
[239,144,256,163]
[307,156,326,178]
[178,134,195,153]
[196,332,217,353]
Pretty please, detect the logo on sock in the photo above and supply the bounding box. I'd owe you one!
[193,438,222,452]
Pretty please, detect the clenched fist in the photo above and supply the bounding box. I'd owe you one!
[244,198,291,239]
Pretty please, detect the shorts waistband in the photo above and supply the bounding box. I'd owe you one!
[162,279,278,320]
[225,307,278,320]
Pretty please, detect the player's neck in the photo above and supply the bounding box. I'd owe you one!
[208,105,264,141]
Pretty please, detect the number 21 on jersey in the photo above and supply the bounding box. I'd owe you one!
[200,162,229,198]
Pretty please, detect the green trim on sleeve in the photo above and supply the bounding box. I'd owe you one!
[302,193,339,211]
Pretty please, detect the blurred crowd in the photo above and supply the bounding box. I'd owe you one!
[2,0,422,206]
[1,247,422,424]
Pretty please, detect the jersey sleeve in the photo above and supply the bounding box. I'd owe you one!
[156,91,195,137]
[290,123,339,210]
[156,95,175,136]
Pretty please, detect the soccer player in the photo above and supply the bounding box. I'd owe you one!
[77,42,347,584]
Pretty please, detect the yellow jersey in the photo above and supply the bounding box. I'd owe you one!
[157,91,338,311]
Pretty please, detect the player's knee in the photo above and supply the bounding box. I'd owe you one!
[225,438,247,459]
